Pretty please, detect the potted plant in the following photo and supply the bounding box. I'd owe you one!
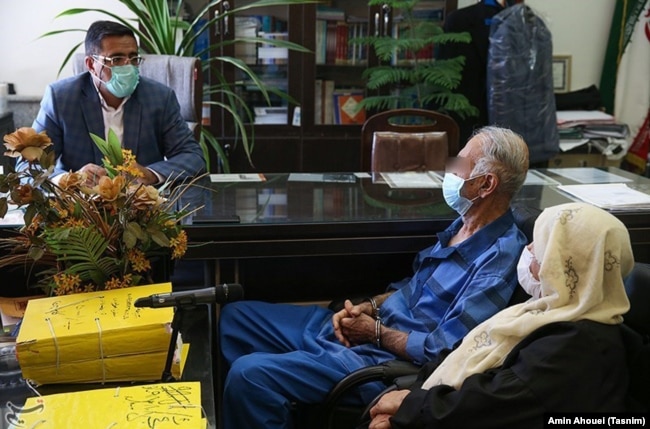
[42,0,315,173]
[0,127,199,295]
[358,0,479,119]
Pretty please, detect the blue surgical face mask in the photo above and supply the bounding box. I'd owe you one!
[104,65,140,98]
[442,172,483,216]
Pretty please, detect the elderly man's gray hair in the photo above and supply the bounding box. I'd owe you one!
[471,126,529,198]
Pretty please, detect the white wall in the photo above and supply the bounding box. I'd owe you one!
[457,0,615,91]
[3,1,615,96]
[527,0,615,90]
[1,0,135,97]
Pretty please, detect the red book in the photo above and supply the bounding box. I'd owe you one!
[325,21,337,64]
[335,21,349,64]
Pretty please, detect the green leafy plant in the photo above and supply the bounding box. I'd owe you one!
[41,0,315,173]
[358,0,479,119]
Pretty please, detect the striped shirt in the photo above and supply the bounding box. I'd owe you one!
[380,209,527,364]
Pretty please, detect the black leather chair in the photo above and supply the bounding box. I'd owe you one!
[361,109,460,173]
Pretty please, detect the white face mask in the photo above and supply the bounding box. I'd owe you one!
[517,246,542,299]
[442,173,483,216]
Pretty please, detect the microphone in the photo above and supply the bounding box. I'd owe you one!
[134,284,244,308]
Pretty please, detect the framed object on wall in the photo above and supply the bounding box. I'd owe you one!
[552,55,572,93]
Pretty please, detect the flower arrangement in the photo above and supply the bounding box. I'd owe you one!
[0,127,192,295]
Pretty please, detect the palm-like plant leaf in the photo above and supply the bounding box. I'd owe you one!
[43,227,120,285]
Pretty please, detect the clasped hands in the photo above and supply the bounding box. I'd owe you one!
[332,303,409,429]
[332,299,376,347]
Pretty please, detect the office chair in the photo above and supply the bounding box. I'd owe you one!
[361,109,460,172]
[72,53,203,140]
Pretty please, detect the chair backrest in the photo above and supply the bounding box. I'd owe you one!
[361,108,460,172]
[72,53,203,139]
[371,131,449,172]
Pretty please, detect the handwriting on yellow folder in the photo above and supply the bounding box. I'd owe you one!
[17,283,175,384]
[7,382,204,429]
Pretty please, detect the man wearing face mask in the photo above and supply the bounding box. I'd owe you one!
[27,20,204,185]
[219,126,530,429]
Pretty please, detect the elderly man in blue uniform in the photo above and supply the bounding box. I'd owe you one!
[219,126,530,429]
[28,20,204,185]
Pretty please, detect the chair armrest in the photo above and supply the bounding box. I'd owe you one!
[323,360,420,413]
[393,374,419,390]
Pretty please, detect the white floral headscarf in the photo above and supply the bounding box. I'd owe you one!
[423,202,633,390]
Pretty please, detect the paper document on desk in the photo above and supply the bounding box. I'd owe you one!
[557,183,650,210]
[547,168,632,184]
[288,173,357,183]
[380,171,442,188]
[523,171,560,186]
[8,382,205,429]
[210,173,266,182]
[17,283,179,384]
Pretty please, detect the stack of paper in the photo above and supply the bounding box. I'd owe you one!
[16,283,177,384]
[209,173,266,183]
[557,183,650,210]
[557,110,616,128]
[379,171,442,189]
[8,382,205,429]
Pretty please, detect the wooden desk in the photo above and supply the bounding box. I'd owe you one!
[178,168,650,302]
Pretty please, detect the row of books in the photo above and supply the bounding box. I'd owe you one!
[246,14,288,33]
[235,16,289,65]
[391,19,436,66]
[315,19,368,66]
[258,32,289,65]
[314,80,366,125]
[390,2,445,66]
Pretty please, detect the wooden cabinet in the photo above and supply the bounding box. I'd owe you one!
[207,0,457,173]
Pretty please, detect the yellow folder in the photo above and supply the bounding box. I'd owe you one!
[8,382,204,429]
[16,283,175,384]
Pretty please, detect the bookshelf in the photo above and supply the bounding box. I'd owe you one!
[208,0,458,173]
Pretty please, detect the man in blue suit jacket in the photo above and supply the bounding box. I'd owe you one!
[30,20,204,185]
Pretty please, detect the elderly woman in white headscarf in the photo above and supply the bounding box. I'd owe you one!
[368,202,633,429]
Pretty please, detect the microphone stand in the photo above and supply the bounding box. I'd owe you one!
[161,305,188,382]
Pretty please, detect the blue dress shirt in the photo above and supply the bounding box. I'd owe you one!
[379,208,527,364]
